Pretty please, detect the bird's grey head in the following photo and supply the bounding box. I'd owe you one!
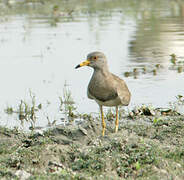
[75,51,108,70]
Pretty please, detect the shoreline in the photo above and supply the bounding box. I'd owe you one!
[0,112,184,179]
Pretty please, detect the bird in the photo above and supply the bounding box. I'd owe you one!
[75,52,131,136]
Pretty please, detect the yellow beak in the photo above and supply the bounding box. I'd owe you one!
[75,60,90,69]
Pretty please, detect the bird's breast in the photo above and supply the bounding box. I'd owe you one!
[87,71,119,104]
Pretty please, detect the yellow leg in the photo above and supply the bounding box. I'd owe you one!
[100,105,106,136]
[115,106,119,133]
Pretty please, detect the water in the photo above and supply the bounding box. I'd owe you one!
[0,0,184,128]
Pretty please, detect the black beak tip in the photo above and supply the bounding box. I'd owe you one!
[75,64,80,69]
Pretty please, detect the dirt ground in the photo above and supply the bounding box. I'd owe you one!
[0,113,184,179]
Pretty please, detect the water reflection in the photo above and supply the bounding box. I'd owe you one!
[129,0,184,62]
[0,0,184,128]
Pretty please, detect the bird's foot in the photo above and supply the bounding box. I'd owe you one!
[115,126,118,133]
[102,128,105,136]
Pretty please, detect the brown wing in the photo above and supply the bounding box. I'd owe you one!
[111,73,131,106]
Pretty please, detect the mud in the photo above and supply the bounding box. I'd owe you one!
[0,113,184,179]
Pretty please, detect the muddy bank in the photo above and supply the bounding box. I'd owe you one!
[0,114,184,179]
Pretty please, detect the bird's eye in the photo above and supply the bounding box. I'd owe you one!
[93,56,98,60]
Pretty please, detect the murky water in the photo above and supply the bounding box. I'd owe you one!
[0,0,184,128]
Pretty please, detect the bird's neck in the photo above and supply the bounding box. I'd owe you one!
[93,65,109,75]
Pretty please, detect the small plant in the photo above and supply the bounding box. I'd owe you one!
[105,107,126,121]
[169,54,184,73]
[5,90,41,129]
[177,66,183,73]
[59,81,77,118]
[4,106,14,115]
[106,108,115,121]
[176,94,184,104]
[153,118,161,125]
[170,54,177,64]
[135,161,141,170]
[168,94,184,115]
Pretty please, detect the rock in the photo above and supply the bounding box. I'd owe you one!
[48,161,65,168]
[79,126,88,135]
[15,170,31,180]
[48,161,65,173]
